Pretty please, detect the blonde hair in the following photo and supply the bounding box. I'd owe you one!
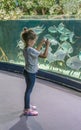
[21,27,37,48]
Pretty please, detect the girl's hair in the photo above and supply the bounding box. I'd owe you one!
[21,27,37,47]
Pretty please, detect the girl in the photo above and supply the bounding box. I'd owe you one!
[21,27,50,116]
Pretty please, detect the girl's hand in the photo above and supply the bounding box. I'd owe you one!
[45,39,50,46]
[40,39,46,45]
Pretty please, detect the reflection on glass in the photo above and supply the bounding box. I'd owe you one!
[0,20,81,81]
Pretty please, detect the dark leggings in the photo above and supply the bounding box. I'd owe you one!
[23,69,36,109]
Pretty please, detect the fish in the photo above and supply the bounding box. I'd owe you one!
[47,52,55,63]
[48,25,57,33]
[60,34,69,41]
[41,47,53,63]
[59,41,73,54]
[57,23,72,35]
[66,55,81,70]
[32,25,45,35]
[59,29,74,43]
[53,49,67,61]
[78,51,81,61]
[61,28,71,35]
[17,40,24,49]
[48,46,52,52]
[44,34,59,45]
[57,23,65,33]
[17,51,23,59]
[68,32,75,43]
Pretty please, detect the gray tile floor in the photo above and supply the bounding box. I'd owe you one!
[0,71,81,130]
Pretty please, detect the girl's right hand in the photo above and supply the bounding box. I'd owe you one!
[45,39,50,46]
[41,39,46,45]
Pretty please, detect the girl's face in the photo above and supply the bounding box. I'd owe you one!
[28,37,37,47]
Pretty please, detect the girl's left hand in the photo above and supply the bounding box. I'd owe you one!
[40,39,46,45]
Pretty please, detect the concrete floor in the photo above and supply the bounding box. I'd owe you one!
[0,71,81,130]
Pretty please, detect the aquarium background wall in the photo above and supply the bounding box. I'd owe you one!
[0,20,81,82]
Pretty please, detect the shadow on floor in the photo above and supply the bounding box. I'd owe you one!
[9,115,43,130]
[9,116,29,130]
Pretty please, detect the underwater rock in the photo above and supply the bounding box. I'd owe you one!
[66,55,81,70]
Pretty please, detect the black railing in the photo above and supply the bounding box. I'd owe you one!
[0,62,81,91]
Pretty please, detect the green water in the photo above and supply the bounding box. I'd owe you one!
[0,20,81,81]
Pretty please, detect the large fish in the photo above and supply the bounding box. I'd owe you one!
[68,32,75,43]
[47,52,55,63]
[66,55,81,70]
[41,46,52,54]
[44,34,59,45]
[60,31,74,43]
[32,25,45,35]
[53,49,67,61]
[59,41,73,54]
[57,23,72,36]
[41,47,53,63]
[57,23,65,33]
[60,34,69,41]
[79,51,81,61]
[48,25,57,33]
[61,28,71,35]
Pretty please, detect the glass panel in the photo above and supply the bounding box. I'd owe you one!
[0,20,81,81]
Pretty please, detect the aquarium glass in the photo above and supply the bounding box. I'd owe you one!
[0,20,81,82]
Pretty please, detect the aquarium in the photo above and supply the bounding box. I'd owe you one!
[0,20,81,82]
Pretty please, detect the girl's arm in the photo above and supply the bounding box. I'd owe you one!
[36,39,45,51]
[39,40,50,58]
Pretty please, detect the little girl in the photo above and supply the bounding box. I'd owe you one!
[21,27,50,116]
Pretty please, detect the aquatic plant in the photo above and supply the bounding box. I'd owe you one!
[0,47,8,61]
[49,61,66,73]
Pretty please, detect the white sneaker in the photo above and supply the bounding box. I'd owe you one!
[30,105,37,110]
[24,109,38,116]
